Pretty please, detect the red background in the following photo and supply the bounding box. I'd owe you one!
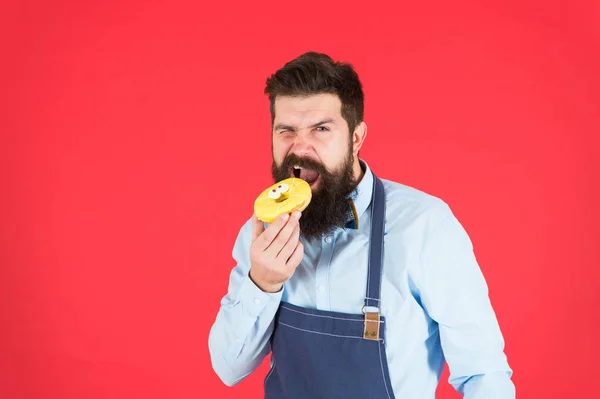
[1,1,599,398]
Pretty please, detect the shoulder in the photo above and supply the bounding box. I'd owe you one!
[379,178,457,238]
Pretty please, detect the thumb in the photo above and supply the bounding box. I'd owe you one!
[251,213,265,243]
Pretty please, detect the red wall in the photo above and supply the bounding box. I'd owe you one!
[2,1,599,398]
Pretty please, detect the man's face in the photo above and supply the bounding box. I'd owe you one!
[270,93,359,240]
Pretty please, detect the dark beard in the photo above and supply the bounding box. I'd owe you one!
[271,150,358,241]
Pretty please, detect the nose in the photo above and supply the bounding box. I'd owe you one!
[290,131,313,157]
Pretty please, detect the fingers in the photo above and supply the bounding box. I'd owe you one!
[251,213,265,243]
[285,240,304,268]
[277,223,300,261]
[254,213,290,251]
[248,211,305,292]
[266,211,301,256]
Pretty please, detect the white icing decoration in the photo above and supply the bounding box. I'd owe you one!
[268,189,281,200]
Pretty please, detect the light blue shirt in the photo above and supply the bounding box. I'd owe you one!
[208,160,515,398]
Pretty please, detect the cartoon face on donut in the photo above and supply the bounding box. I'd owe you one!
[267,183,290,200]
[254,178,312,223]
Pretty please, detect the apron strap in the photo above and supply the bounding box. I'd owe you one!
[363,175,386,310]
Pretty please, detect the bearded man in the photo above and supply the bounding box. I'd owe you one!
[208,52,515,399]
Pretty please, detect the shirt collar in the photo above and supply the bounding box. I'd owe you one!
[344,159,374,230]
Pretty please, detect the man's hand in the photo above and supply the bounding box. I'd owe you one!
[249,211,304,293]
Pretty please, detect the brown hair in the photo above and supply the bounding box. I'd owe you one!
[264,52,364,135]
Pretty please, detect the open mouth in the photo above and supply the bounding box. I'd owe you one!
[291,165,321,189]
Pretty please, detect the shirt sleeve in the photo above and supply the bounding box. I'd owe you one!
[412,207,515,398]
[208,219,283,386]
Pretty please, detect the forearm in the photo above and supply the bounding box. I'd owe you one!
[437,290,514,398]
[208,273,282,386]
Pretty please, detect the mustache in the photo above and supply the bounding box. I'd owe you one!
[281,154,326,174]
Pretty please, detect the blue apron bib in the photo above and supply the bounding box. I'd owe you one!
[264,174,396,399]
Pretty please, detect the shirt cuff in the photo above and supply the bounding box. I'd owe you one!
[237,272,283,319]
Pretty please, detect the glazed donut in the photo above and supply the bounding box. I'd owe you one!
[254,177,312,223]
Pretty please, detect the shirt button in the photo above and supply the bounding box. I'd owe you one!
[324,236,332,244]
[318,285,326,292]
[254,298,261,305]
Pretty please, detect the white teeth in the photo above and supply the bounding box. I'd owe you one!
[293,165,302,169]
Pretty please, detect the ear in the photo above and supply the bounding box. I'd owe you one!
[351,121,367,155]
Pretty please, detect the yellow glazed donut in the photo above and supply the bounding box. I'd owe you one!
[254,178,312,223]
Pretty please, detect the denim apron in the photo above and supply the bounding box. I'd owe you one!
[264,174,396,398]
